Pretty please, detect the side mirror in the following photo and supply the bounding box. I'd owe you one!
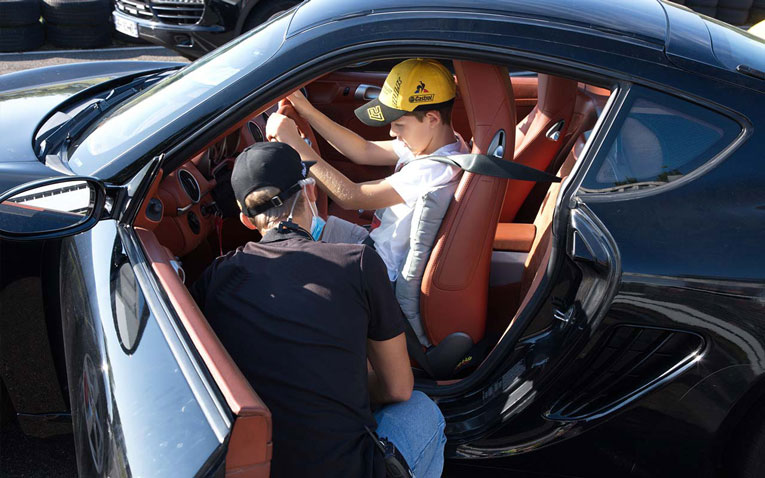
[0,176,106,240]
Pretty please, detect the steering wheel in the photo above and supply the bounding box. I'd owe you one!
[276,98,328,218]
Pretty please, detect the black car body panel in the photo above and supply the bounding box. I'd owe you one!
[2,0,765,476]
[286,0,668,43]
[0,61,183,192]
[60,221,229,476]
[663,2,765,90]
[0,60,182,438]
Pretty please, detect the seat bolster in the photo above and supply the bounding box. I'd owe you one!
[455,62,516,152]
[419,60,516,346]
[538,75,578,118]
[421,172,506,344]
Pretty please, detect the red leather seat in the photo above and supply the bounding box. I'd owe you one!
[500,74,578,222]
[420,61,517,346]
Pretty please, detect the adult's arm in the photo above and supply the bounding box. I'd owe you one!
[266,113,404,210]
[287,91,399,166]
[368,334,413,404]
[360,246,413,404]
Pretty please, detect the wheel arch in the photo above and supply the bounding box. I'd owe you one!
[717,373,765,471]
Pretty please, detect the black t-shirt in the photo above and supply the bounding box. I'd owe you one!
[190,227,405,478]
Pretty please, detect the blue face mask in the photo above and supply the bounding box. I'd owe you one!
[306,192,325,241]
[310,215,326,241]
[286,180,325,241]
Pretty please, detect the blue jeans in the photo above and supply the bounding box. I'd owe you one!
[374,391,447,478]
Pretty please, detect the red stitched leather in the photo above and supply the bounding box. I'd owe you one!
[420,61,516,345]
[501,75,578,223]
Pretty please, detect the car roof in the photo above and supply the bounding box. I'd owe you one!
[662,0,765,79]
[289,0,668,45]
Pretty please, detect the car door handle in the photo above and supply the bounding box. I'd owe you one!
[354,84,380,101]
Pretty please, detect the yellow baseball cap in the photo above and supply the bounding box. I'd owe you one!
[355,58,456,126]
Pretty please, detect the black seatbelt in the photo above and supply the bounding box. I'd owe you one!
[406,153,562,183]
[402,316,436,378]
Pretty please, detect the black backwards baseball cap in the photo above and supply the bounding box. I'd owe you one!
[231,142,307,217]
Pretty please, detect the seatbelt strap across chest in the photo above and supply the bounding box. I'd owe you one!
[401,153,562,183]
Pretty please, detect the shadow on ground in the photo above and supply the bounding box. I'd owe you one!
[0,420,77,477]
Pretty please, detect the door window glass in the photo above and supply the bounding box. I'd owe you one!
[581,87,741,193]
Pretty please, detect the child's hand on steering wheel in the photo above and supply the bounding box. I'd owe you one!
[266,113,304,148]
[287,90,311,116]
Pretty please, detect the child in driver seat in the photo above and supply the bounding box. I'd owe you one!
[265,58,468,282]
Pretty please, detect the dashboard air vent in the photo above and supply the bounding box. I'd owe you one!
[178,169,200,203]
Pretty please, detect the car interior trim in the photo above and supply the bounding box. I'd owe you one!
[493,223,536,252]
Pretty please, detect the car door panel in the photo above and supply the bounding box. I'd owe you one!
[61,220,230,477]
[135,226,273,477]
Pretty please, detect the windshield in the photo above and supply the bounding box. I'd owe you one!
[67,11,292,176]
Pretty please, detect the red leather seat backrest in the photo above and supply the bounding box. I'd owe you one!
[500,74,578,222]
[420,61,516,345]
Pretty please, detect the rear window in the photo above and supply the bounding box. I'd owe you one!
[581,86,741,193]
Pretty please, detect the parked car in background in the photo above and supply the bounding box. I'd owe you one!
[2,0,765,477]
[675,0,765,26]
[113,0,301,58]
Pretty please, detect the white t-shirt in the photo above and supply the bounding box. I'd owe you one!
[369,134,469,281]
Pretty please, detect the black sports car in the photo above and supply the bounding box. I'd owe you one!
[2,0,765,476]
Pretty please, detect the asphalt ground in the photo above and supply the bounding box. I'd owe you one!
[0,419,78,477]
[0,45,189,76]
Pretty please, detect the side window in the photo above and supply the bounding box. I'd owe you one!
[581,86,741,193]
